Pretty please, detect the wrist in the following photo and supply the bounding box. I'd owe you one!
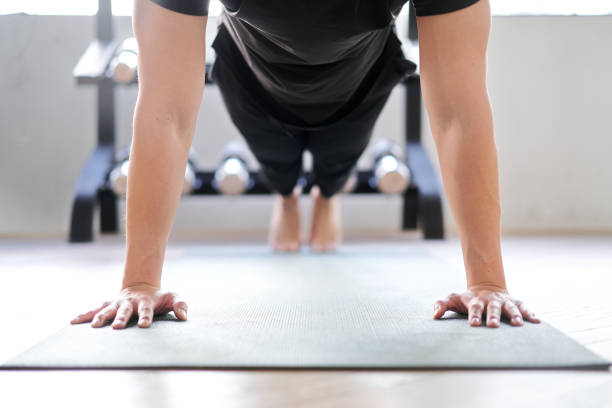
[122,249,164,291]
[466,268,507,290]
[121,280,161,291]
[467,281,507,293]
[464,254,506,292]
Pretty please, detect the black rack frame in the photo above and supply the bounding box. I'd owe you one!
[68,0,444,242]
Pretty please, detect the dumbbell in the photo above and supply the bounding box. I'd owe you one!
[213,141,252,195]
[109,37,138,84]
[369,139,411,194]
[109,144,199,196]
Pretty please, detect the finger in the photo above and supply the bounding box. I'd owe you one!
[71,301,112,324]
[170,293,188,321]
[91,302,119,328]
[486,300,502,328]
[137,298,155,328]
[467,298,485,327]
[502,300,524,326]
[435,292,466,319]
[450,294,469,315]
[433,299,448,319]
[111,301,134,329]
[434,293,464,319]
[515,301,541,324]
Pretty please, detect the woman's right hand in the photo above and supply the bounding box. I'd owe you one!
[70,284,188,329]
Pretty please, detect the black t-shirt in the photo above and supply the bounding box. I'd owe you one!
[149,0,480,18]
[149,0,477,124]
[221,0,409,122]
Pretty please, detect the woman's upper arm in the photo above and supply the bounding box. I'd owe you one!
[132,0,208,133]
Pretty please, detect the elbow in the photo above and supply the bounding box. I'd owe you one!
[428,93,493,141]
[133,94,201,144]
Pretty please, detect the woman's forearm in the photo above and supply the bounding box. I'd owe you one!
[121,97,195,290]
[431,95,507,290]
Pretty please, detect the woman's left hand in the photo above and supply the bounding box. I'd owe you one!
[433,286,541,328]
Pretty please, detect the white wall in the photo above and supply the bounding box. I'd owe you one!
[0,13,611,239]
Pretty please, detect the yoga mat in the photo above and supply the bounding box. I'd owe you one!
[2,244,609,370]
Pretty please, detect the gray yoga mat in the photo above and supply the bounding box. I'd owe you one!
[2,244,609,370]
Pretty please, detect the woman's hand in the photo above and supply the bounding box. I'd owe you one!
[70,284,188,329]
[433,285,541,328]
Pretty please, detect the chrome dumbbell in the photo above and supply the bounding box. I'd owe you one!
[109,145,199,196]
[110,37,138,84]
[213,141,251,195]
[370,139,411,194]
[182,158,198,195]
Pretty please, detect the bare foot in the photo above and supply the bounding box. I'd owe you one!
[268,186,302,252]
[309,185,342,252]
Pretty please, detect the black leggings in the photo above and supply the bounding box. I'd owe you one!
[210,25,412,198]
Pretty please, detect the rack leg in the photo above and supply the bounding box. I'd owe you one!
[405,142,444,240]
[99,189,118,233]
[401,187,418,230]
[69,145,114,242]
[69,199,95,243]
[419,192,444,240]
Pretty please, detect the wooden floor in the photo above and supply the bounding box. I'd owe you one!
[0,234,610,407]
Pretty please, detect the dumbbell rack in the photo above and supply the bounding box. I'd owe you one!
[68,0,444,242]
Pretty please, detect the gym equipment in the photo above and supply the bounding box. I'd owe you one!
[2,244,609,370]
[68,0,444,242]
[212,141,252,195]
[108,159,129,195]
[108,145,199,196]
[369,139,411,194]
[109,37,138,84]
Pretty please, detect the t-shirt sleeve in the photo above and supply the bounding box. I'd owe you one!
[149,0,210,16]
[412,0,480,16]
